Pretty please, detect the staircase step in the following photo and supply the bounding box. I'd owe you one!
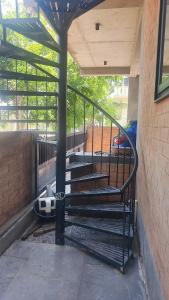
[66,186,121,198]
[66,162,93,172]
[66,203,132,218]
[65,217,133,238]
[64,233,132,272]
[0,70,57,82]
[0,40,59,67]
[2,18,61,52]
[66,173,108,184]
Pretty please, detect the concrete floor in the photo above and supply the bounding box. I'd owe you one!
[0,240,147,300]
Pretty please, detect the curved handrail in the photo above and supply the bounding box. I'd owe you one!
[37,68,138,193]
[67,84,138,193]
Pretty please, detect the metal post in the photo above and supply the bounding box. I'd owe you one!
[55,30,67,245]
[35,140,39,198]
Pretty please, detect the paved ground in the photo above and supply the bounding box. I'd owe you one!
[0,240,147,300]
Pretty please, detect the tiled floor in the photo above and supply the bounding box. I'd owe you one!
[0,240,147,300]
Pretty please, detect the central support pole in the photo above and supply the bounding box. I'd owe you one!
[53,0,104,247]
[55,30,68,245]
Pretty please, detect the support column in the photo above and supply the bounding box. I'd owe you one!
[55,31,67,245]
[127,76,139,122]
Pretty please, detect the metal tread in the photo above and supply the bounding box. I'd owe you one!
[0,40,59,67]
[66,173,108,184]
[66,162,93,172]
[66,186,121,198]
[65,216,133,237]
[0,70,58,82]
[2,18,60,52]
[66,203,132,214]
[0,90,58,97]
[64,233,132,270]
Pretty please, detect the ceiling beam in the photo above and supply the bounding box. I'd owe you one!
[80,67,130,76]
[93,0,143,9]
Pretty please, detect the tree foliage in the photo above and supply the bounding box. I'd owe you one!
[0,0,123,132]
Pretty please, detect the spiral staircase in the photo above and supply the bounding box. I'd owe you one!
[62,90,138,273]
[0,0,138,273]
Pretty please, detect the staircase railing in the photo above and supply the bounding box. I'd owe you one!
[67,84,138,193]
[36,131,87,194]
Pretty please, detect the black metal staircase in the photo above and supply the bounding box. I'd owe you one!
[61,90,137,272]
[0,0,138,273]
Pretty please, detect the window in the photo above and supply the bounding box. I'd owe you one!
[155,0,169,101]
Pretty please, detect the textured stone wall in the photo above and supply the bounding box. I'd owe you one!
[137,0,169,298]
[0,132,34,227]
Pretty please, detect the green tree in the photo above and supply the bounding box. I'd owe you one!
[0,0,123,132]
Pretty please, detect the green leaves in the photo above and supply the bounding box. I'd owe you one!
[0,5,123,133]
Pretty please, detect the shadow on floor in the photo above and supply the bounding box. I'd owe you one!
[0,240,147,300]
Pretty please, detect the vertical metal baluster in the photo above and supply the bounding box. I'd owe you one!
[45,77,48,144]
[43,143,44,165]
[42,142,43,164]
[35,141,39,197]
[56,81,58,142]
[42,143,44,165]
[122,144,126,185]
[127,178,134,258]
[15,60,18,130]
[92,105,94,162]
[15,0,19,18]
[127,186,131,258]
[73,95,76,152]
[108,121,112,186]
[6,78,9,123]
[127,146,132,205]
[48,144,50,162]
[100,113,104,173]
[122,192,126,274]
[131,175,136,227]
[45,143,46,164]
[43,142,45,164]
[116,128,120,188]
[42,143,46,164]
[42,141,44,164]
[83,99,86,159]
[43,143,45,165]
[26,63,28,130]
[39,142,41,165]
[36,69,38,131]
[40,142,42,165]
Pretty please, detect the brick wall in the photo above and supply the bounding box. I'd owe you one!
[0,132,34,227]
[137,0,169,298]
[85,126,119,152]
